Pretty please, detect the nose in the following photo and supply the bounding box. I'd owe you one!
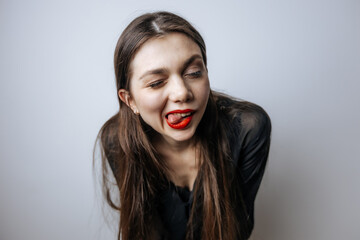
[168,75,193,103]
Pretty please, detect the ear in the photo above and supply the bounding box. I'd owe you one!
[118,89,139,114]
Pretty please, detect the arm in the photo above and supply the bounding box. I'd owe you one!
[228,104,271,237]
[239,107,271,218]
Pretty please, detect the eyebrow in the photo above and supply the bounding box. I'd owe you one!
[139,54,203,80]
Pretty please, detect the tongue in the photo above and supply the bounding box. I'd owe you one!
[167,113,183,124]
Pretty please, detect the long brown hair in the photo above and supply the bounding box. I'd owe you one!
[96,11,250,239]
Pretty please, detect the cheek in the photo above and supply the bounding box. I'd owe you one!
[135,92,164,114]
[195,80,210,102]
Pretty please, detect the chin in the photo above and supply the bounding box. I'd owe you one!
[168,129,197,142]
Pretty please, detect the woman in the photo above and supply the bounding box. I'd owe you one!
[97,11,271,240]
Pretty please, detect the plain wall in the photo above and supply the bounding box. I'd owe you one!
[1,0,359,239]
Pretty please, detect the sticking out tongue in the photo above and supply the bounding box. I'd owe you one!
[167,113,183,124]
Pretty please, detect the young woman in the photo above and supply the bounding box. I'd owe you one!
[97,11,271,240]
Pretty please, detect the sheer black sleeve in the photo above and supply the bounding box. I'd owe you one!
[239,106,271,213]
[225,102,271,236]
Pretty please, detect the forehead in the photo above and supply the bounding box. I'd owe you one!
[129,33,202,78]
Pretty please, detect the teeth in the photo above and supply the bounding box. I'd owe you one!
[169,112,192,118]
[180,113,191,117]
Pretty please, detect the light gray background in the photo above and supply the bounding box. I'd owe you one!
[1,0,359,239]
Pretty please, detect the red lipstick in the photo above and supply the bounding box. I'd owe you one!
[165,109,194,129]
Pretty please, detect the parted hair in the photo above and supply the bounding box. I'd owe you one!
[96,11,251,240]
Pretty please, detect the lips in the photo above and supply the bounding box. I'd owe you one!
[165,109,194,129]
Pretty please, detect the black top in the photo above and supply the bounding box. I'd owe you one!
[156,100,271,240]
[106,99,271,239]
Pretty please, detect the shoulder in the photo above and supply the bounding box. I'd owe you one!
[214,91,271,138]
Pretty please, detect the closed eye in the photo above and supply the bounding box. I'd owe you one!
[186,71,202,78]
[148,80,165,88]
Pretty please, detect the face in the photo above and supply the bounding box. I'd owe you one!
[119,33,210,145]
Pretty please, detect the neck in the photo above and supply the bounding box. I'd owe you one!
[153,134,200,190]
